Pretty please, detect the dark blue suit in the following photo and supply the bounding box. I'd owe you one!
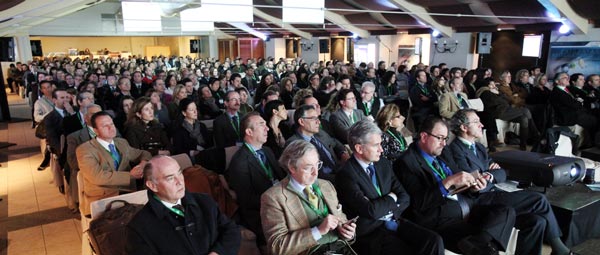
[443,140,563,255]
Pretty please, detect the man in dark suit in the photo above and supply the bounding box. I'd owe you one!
[287,104,349,183]
[357,81,383,120]
[45,88,76,194]
[126,155,241,255]
[443,109,577,255]
[409,69,437,130]
[241,66,258,94]
[213,91,242,148]
[336,120,444,255]
[130,71,149,98]
[225,112,286,247]
[329,89,367,144]
[76,111,151,216]
[63,91,94,136]
[550,72,598,146]
[395,115,519,254]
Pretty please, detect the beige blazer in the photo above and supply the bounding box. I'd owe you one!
[439,91,471,119]
[76,137,151,215]
[260,177,348,255]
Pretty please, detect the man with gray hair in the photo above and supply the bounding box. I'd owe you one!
[336,120,443,255]
[66,103,102,212]
[126,155,241,255]
[357,81,384,120]
[261,140,356,255]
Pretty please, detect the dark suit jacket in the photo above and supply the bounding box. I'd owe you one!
[442,140,506,193]
[285,131,346,165]
[62,111,85,136]
[44,109,65,156]
[336,157,409,237]
[394,143,465,229]
[126,190,241,255]
[213,112,241,148]
[357,97,382,119]
[66,127,93,173]
[550,86,582,126]
[225,145,285,243]
[329,109,367,144]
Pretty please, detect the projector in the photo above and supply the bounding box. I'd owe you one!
[490,150,585,187]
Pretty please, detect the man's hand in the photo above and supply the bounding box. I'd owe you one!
[470,175,488,192]
[420,94,429,101]
[340,152,351,162]
[317,215,339,235]
[130,160,147,179]
[337,222,356,240]
[489,163,501,169]
[442,171,476,190]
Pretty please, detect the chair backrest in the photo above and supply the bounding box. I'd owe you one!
[225,145,241,170]
[172,153,193,169]
[200,119,214,131]
[90,190,148,219]
[468,98,484,112]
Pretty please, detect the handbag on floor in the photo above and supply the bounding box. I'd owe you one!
[87,200,144,255]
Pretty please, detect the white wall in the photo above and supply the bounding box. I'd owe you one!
[264,38,286,59]
[354,33,432,67]
[429,32,476,69]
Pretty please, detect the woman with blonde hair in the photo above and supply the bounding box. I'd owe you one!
[376,104,409,161]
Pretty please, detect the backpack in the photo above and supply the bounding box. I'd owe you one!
[87,200,144,255]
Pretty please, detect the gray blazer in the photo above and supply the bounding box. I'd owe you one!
[329,108,367,144]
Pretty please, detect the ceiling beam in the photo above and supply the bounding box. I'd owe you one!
[228,22,267,40]
[543,0,588,34]
[253,8,312,39]
[389,0,453,37]
[324,10,369,38]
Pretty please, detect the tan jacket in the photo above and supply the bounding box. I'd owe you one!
[438,91,471,119]
[76,137,151,215]
[260,177,348,255]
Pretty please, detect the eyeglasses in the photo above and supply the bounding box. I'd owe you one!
[301,116,320,122]
[426,132,449,142]
[300,161,323,173]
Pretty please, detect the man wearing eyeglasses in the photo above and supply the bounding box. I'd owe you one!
[225,112,286,248]
[330,89,368,144]
[395,115,517,255]
[261,140,356,255]
[287,104,350,183]
[441,109,577,255]
[336,120,444,255]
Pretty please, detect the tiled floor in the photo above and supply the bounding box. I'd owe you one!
[1,92,80,255]
[0,90,598,255]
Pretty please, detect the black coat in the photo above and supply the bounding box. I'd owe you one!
[171,119,212,155]
[126,190,241,255]
[224,145,285,244]
[549,87,582,126]
[62,112,85,136]
[335,157,409,237]
[124,121,171,155]
[213,113,242,148]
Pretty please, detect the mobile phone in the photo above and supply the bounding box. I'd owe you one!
[345,216,359,224]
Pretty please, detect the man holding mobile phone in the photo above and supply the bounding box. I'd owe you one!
[442,109,578,255]
[336,120,444,255]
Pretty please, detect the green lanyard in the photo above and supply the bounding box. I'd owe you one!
[153,194,184,217]
[348,111,356,124]
[363,98,373,116]
[386,129,405,151]
[303,183,330,218]
[387,85,393,95]
[418,84,429,95]
[423,156,447,180]
[244,143,274,180]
